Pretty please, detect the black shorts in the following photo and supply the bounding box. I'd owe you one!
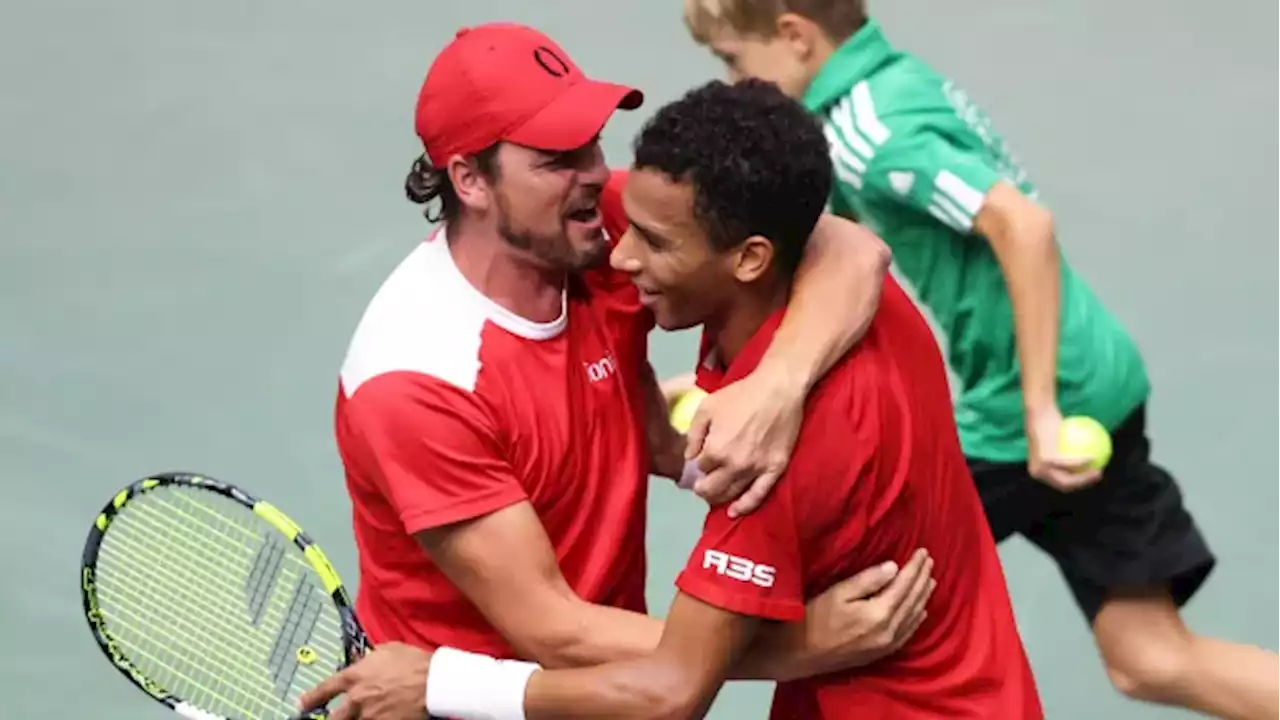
[968,404,1216,623]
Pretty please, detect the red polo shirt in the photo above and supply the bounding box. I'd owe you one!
[677,277,1043,719]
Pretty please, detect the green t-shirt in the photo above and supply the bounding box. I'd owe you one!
[802,19,1150,462]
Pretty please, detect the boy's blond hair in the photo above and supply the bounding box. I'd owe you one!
[682,0,865,45]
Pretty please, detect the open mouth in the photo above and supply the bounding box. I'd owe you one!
[565,193,602,226]
[566,205,600,224]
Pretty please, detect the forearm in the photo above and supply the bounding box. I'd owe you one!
[991,212,1060,412]
[525,595,756,720]
[532,599,667,668]
[417,505,669,670]
[537,599,805,681]
[765,214,890,392]
[727,621,819,682]
[525,657,699,720]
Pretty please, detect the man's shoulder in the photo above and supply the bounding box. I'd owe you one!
[339,237,497,399]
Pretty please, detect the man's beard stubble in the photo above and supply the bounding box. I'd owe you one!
[495,202,605,272]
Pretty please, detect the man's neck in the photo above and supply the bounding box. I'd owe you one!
[711,281,791,369]
[445,220,566,324]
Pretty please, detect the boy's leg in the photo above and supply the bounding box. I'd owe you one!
[1091,588,1279,720]
[1013,405,1278,719]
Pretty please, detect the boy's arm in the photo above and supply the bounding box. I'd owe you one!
[972,183,1098,490]
[833,118,1098,490]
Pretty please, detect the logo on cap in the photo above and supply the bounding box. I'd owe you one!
[533,46,571,78]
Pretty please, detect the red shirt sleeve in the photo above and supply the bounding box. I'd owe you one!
[675,490,805,622]
[338,372,527,534]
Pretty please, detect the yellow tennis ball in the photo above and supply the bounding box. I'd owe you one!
[669,388,707,434]
[1058,416,1112,471]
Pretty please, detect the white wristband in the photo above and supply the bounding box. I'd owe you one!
[678,458,704,490]
[425,646,540,720]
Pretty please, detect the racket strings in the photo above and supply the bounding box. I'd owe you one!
[98,519,293,717]
[98,534,313,685]
[93,487,343,718]
[102,499,336,650]
[99,498,344,715]
[104,497,341,646]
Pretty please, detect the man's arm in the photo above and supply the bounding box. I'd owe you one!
[417,503,665,668]
[491,467,809,720]
[684,215,890,514]
[347,373,909,675]
[523,595,758,720]
[304,595,762,720]
[765,212,891,394]
[609,163,890,513]
[416,499,921,679]
[343,375,662,668]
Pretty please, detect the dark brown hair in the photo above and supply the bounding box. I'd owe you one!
[403,145,502,223]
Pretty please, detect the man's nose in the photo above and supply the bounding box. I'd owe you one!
[610,230,642,273]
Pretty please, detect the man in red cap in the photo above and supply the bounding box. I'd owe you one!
[313,21,927,719]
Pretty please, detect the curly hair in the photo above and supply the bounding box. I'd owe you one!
[631,78,831,275]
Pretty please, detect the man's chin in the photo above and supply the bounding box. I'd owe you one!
[571,239,611,269]
[653,312,699,332]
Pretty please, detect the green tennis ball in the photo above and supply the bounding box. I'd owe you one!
[1058,416,1112,471]
[669,388,707,434]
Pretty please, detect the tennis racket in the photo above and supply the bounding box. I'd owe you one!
[80,471,371,719]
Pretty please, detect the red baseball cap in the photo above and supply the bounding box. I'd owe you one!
[415,23,645,168]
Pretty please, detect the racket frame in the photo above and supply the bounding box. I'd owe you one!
[80,471,370,720]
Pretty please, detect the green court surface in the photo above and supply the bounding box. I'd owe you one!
[1,0,1275,717]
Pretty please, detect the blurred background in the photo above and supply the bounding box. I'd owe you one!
[1,0,1275,717]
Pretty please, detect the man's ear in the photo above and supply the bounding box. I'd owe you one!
[447,154,493,213]
[732,235,775,283]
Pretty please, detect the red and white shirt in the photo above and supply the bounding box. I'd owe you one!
[333,174,653,657]
[678,278,1043,719]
